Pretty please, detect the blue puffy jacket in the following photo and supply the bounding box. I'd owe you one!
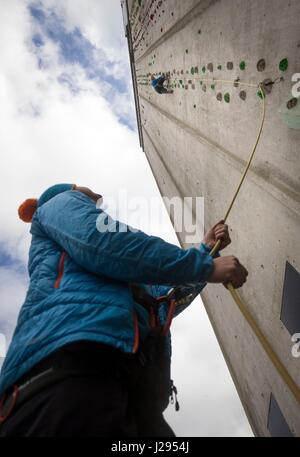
[0,190,214,395]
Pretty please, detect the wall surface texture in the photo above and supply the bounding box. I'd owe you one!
[125,0,300,436]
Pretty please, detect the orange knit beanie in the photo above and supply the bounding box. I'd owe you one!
[18,199,38,223]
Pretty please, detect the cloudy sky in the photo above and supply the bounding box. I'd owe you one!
[0,0,252,436]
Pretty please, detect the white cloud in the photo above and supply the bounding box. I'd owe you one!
[0,266,28,341]
[40,0,129,61]
[0,0,141,246]
[0,0,252,437]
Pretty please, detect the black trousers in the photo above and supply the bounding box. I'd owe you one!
[0,342,175,437]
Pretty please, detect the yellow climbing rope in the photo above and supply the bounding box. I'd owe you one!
[169,76,300,404]
[207,80,266,243]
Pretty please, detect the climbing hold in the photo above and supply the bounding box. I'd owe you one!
[198,29,201,34]
[211,84,215,90]
[224,93,230,103]
[227,62,234,70]
[262,78,273,94]
[239,90,247,101]
[191,67,195,75]
[202,84,207,92]
[239,61,246,71]
[257,59,266,72]
[194,104,197,108]
[194,66,199,73]
[279,58,288,72]
[216,92,222,101]
[217,65,222,70]
[257,88,265,99]
[185,85,188,90]
[287,98,298,109]
[202,66,206,73]
[207,63,214,72]
[186,49,189,54]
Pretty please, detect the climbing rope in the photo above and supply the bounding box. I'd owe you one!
[163,77,300,404]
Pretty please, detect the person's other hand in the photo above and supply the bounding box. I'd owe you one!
[208,256,248,289]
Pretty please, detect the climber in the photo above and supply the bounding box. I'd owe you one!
[0,183,248,437]
[151,74,174,94]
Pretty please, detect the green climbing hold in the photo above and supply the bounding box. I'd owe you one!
[191,67,195,75]
[224,93,230,103]
[200,81,203,85]
[202,66,206,73]
[257,88,265,99]
[239,61,246,71]
[211,84,215,90]
[217,65,222,70]
[279,58,288,72]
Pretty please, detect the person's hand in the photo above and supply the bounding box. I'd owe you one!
[208,256,248,289]
[202,220,231,251]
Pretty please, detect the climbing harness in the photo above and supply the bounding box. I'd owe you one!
[131,284,181,411]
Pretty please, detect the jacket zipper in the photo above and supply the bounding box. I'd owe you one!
[54,252,66,289]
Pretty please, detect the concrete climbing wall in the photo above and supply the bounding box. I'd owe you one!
[126,0,300,436]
